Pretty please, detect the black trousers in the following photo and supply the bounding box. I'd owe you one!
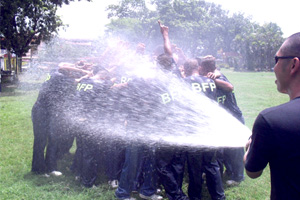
[104,139,125,181]
[187,150,225,200]
[80,134,101,187]
[156,146,188,200]
[31,102,49,174]
[79,122,105,188]
[45,110,74,173]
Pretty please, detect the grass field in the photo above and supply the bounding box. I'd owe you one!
[0,68,288,199]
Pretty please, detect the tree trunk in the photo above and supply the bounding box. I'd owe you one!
[17,56,22,73]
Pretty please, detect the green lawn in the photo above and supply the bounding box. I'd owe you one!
[0,69,288,199]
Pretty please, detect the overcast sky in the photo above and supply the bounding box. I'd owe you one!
[57,0,300,39]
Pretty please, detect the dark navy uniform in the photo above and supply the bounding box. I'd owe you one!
[216,73,245,183]
[153,75,189,200]
[115,75,171,199]
[31,70,76,174]
[31,75,51,174]
[184,75,217,100]
[105,66,134,185]
[76,77,113,187]
[184,75,225,200]
[45,71,77,173]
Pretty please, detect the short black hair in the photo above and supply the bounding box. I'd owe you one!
[156,53,174,71]
[281,32,300,56]
[183,59,198,77]
[200,55,216,73]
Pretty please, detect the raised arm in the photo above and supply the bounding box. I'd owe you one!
[158,20,172,57]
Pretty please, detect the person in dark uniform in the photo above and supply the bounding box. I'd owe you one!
[31,72,53,174]
[75,65,113,187]
[216,74,245,186]
[184,58,225,200]
[114,63,164,200]
[104,64,132,189]
[151,21,188,200]
[31,64,90,175]
[201,56,245,186]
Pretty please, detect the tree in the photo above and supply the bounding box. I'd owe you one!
[233,22,283,71]
[105,0,284,71]
[0,0,90,74]
[105,0,159,48]
[106,0,237,57]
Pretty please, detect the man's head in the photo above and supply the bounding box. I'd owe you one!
[274,32,300,96]
[183,59,199,77]
[156,53,174,71]
[199,55,216,76]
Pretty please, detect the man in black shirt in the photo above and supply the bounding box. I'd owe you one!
[244,32,300,200]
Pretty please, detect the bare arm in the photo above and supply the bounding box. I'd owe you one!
[58,63,92,75]
[214,79,234,92]
[207,69,221,79]
[243,138,264,179]
[207,70,234,92]
[175,46,187,63]
[158,20,172,57]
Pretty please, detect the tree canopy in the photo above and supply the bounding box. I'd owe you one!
[0,0,91,57]
[105,0,284,71]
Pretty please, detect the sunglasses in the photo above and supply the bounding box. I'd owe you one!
[275,56,300,64]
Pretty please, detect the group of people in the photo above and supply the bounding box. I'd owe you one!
[31,21,245,200]
[31,20,300,200]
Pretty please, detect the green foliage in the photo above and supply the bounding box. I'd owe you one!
[49,0,91,7]
[105,0,158,47]
[105,0,285,71]
[0,0,63,57]
[233,22,284,71]
[106,0,149,20]
[106,18,146,42]
[0,0,91,68]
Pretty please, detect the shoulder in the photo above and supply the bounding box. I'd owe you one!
[260,99,298,118]
[254,99,300,132]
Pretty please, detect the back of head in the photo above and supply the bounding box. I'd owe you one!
[199,55,216,75]
[183,59,199,77]
[280,32,300,56]
[156,53,174,71]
